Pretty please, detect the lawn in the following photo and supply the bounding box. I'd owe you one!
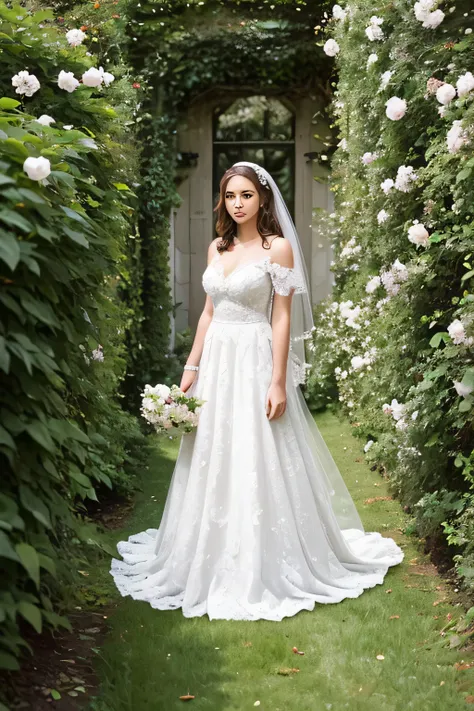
[88,410,473,711]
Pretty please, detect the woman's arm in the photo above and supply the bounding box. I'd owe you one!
[179,240,218,392]
[266,237,294,420]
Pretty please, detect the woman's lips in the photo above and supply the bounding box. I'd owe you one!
[235,213,245,217]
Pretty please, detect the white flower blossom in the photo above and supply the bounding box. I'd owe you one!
[332,4,347,20]
[12,70,40,97]
[58,70,79,92]
[23,156,51,181]
[380,70,393,90]
[456,71,474,98]
[448,319,473,345]
[365,16,384,42]
[367,53,378,67]
[395,165,417,192]
[453,381,473,398]
[366,275,381,294]
[380,178,394,194]
[447,120,470,153]
[324,39,340,57]
[386,96,407,121]
[422,9,444,29]
[407,222,430,247]
[82,67,104,87]
[35,114,55,126]
[361,151,378,165]
[414,0,436,23]
[99,66,115,86]
[377,209,389,224]
[364,440,374,452]
[66,29,86,46]
[436,83,456,105]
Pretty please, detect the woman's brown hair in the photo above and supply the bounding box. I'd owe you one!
[213,165,283,253]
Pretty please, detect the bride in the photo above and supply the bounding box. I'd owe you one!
[110,161,404,622]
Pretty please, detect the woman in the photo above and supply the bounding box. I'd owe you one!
[110,161,404,621]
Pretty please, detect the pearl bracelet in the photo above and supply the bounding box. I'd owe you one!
[184,364,199,371]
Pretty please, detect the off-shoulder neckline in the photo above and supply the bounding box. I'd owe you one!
[210,252,293,281]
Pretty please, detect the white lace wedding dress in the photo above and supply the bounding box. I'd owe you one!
[110,252,404,621]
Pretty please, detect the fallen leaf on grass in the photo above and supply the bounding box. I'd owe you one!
[465,695,474,704]
[179,694,195,701]
[376,655,385,661]
[243,641,252,647]
[277,668,300,676]
[364,496,393,505]
[385,589,392,594]
[292,646,305,655]
[389,615,400,620]
[454,662,474,670]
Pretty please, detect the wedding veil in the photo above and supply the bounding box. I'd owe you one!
[232,161,316,388]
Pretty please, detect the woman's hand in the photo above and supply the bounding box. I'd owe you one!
[180,370,197,393]
[265,380,287,420]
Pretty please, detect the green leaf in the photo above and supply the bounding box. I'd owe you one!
[50,690,61,700]
[18,601,42,634]
[0,208,33,233]
[461,269,474,283]
[429,331,449,348]
[0,336,10,374]
[461,368,474,390]
[0,530,20,562]
[459,398,472,412]
[0,232,21,270]
[0,651,20,671]
[67,464,92,488]
[15,543,40,587]
[38,553,56,578]
[113,182,130,191]
[0,97,21,109]
[63,225,89,248]
[24,421,55,453]
[19,485,52,528]
[456,167,472,184]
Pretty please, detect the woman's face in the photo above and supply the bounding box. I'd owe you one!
[224,175,261,226]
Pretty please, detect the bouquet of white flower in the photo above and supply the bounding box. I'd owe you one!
[140,383,205,437]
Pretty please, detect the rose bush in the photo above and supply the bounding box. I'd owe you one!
[309,0,474,589]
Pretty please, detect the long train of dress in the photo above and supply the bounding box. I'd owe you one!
[110,254,404,621]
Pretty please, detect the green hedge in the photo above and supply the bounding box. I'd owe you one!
[0,3,145,674]
[308,0,474,587]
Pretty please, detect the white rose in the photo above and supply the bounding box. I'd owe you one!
[380,178,394,194]
[407,222,430,247]
[422,9,444,29]
[448,319,466,345]
[58,70,79,92]
[380,70,393,90]
[82,67,104,87]
[332,4,347,20]
[385,96,407,121]
[351,355,366,370]
[391,399,405,421]
[155,384,171,400]
[366,275,381,294]
[361,151,378,165]
[23,156,51,181]
[453,381,473,398]
[367,53,378,67]
[324,39,340,57]
[99,66,115,86]
[414,0,435,22]
[447,120,470,153]
[66,29,86,47]
[456,72,474,98]
[11,70,40,97]
[377,209,389,224]
[35,114,55,126]
[436,83,456,105]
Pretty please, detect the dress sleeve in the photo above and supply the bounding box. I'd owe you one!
[267,260,307,296]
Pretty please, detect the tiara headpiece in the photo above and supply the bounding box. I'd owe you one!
[253,165,270,189]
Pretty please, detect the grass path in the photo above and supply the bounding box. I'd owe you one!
[88,411,473,711]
